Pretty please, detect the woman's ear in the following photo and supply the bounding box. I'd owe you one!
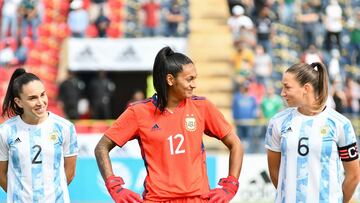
[303,83,313,95]
[166,74,175,86]
[14,97,23,108]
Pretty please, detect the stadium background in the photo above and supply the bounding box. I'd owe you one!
[0,0,360,202]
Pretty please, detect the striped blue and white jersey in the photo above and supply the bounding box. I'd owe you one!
[0,112,78,203]
[265,107,358,203]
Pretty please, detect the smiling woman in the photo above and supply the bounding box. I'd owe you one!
[265,62,360,203]
[94,46,244,203]
[0,68,78,203]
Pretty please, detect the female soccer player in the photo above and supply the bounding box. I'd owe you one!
[95,47,244,203]
[265,62,360,203]
[0,68,78,202]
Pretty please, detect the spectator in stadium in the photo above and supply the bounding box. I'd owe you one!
[0,68,78,202]
[1,0,21,41]
[89,0,109,23]
[260,85,283,119]
[141,0,161,37]
[279,0,295,26]
[14,37,31,65]
[94,46,243,203]
[164,0,185,37]
[330,77,346,114]
[344,76,360,116]
[94,7,110,38]
[300,44,323,64]
[19,0,41,41]
[227,5,254,44]
[347,8,360,66]
[296,2,320,50]
[323,0,343,52]
[58,71,86,119]
[265,62,360,203]
[232,39,255,80]
[88,71,115,119]
[232,80,258,153]
[254,6,273,55]
[0,40,15,67]
[253,44,272,86]
[68,0,89,38]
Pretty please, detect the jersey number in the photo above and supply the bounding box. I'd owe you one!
[167,134,185,155]
[298,137,309,156]
[32,145,42,164]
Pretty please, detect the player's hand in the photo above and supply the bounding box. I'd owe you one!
[200,175,239,203]
[105,175,143,203]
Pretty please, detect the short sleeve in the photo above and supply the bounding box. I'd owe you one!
[204,100,232,140]
[63,124,78,157]
[336,120,358,161]
[0,127,9,161]
[104,107,139,147]
[337,120,357,147]
[265,118,281,152]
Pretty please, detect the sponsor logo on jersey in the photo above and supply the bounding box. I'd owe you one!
[185,114,196,132]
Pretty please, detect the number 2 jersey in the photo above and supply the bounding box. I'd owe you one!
[0,112,78,203]
[105,95,232,201]
[265,107,359,203]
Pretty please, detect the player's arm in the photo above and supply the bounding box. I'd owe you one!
[221,131,243,178]
[94,135,143,203]
[341,147,360,203]
[201,132,243,203]
[64,156,77,185]
[94,135,117,180]
[0,161,8,192]
[267,149,281,188]
[342,160,360,203]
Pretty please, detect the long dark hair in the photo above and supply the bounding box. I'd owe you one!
[286,62,329,108]
[2,68,41,118]
[152,46,193,113]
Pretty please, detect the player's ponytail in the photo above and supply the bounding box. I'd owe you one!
[2,68,41,118]
[310,62,329,108]
[152,46,193,113]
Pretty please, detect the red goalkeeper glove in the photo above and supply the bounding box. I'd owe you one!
[105,175,143,203]
[201,175,239,203]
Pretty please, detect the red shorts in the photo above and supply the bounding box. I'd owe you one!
[144,196,208,203]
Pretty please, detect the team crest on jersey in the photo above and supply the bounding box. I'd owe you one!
[320,125,329,136]
[185,114,196,132]
[49,131,59,143]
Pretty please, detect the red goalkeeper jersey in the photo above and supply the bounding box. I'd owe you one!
[104,95,232,201]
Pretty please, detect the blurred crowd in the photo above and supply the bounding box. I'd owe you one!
[65,0,190,38]
[0,0,189,67]
[0,0,42,67]
[228,0,360,153]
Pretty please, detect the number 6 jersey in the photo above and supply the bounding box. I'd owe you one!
[265,107,359,203]
[0,112,78,203]
[105,94,232,201]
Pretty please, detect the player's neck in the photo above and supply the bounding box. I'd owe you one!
[298,105,325,116]
[166,97,183,112]
[21,113,48,125]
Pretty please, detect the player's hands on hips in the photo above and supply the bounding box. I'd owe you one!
[105,175,143,203]
[201,175,239,203]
